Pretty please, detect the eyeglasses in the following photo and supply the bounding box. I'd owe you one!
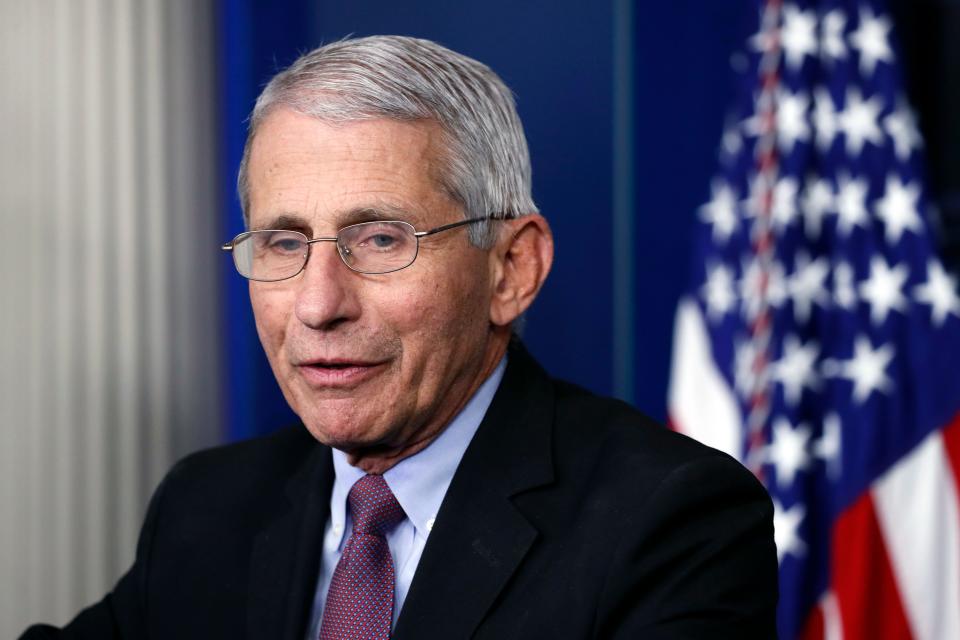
[222,216,493,281]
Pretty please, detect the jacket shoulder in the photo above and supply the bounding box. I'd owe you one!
[549,377,748,482]
[547,379,778,637]
[162,425,321,511]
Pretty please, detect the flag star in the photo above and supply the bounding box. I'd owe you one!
[740,257,787,319]
[767,418,813,491]
[749,24,777,55]
[789,251,831,324]
[813,88,839,151]
[781,4,818,69]
[820,9,848,61]
[875,174,922,243]
[838,89,885,155]
[812,413,842,480]
[772,177,801,230]
[734,338,766,398]
[883,100,923,161]
[777,90,811,152]
[827,335,895,403]
[741,113,761,141]
[772,335,820,406]
[721,122,744,158]
[859,256,909,325]
[773,499,806,564]
[833,261,858,310]
[742,173,764,216]
[914,260,960,326]
[800,176,835,238]
[701,263,738,320]
[849,6,894,77]
[743,92,785,141]
[835,174,870,236]
[744,173,800,230]
[744,175,801,232]
[769,262,789,308]
[699,180,740,243]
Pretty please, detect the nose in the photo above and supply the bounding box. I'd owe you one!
[293,241,361,331]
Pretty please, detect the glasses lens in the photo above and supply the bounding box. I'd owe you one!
[338,221,418,274]
[233,230,308,281]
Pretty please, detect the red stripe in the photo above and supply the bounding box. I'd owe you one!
[832,493,913,640]
[941,411,960,493]
[799,604,824,640]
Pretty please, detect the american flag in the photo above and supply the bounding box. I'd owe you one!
[667,1,960,638]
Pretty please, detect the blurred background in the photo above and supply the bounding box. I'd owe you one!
[0,0,957,637]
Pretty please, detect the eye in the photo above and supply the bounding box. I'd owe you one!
[354,224,408,252]
[368,233,397,248]
[255,231,305,255]
[270,237,305,253]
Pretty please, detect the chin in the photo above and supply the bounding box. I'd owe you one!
[298,408,388,451]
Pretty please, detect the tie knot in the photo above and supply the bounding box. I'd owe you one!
[348,474,405,536]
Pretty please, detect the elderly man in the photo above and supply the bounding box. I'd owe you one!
[22,36,777,639]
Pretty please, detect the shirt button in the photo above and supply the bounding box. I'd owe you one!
[333,523,343,535]
[426,517,436,532]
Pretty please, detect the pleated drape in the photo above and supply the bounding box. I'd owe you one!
[0,1,221,634]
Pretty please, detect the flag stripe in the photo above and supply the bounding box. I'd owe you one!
[802,591,846,640]
[799,603,824,640]
[941,411,960,498]
[820,592,843,640]
[667,298,742,458]
[800,591,845,640]
[832,493,913,640]
[873,427,960,640]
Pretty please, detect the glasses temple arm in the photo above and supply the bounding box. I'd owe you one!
[415,216,497,238]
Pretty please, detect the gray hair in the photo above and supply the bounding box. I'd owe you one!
[237,35,538,247]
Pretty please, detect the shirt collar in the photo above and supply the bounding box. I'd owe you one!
[329,356,507,544]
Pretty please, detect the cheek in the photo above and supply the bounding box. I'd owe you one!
[412,272,490,343]
[250,285,294,355]
[449,266,492,320]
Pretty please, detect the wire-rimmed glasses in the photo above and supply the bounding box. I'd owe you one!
[221,216,493,282]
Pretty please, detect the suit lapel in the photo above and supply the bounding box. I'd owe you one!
[394,345,555,639]
[246,437,334,640]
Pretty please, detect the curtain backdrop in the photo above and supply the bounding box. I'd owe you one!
[0,1,221,635]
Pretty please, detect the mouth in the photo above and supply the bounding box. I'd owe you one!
[295,359,388,388]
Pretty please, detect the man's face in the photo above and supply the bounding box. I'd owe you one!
[246,108,501,466]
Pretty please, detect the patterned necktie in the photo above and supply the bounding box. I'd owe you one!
[319,474,406,640]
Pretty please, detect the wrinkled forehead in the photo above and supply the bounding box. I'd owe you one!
[245,109,458,232]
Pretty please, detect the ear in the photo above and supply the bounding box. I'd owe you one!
[488,213,554,327]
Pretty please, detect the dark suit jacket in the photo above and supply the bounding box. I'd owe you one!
[22,346,778,639]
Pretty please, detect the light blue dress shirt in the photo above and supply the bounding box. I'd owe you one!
[305,357,507,638]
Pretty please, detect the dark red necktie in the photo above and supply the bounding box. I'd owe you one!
[319,474,406,640]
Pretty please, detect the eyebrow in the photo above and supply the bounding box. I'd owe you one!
[339,206,413,227]
[252,205,421,234]
[251,214,310,232]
